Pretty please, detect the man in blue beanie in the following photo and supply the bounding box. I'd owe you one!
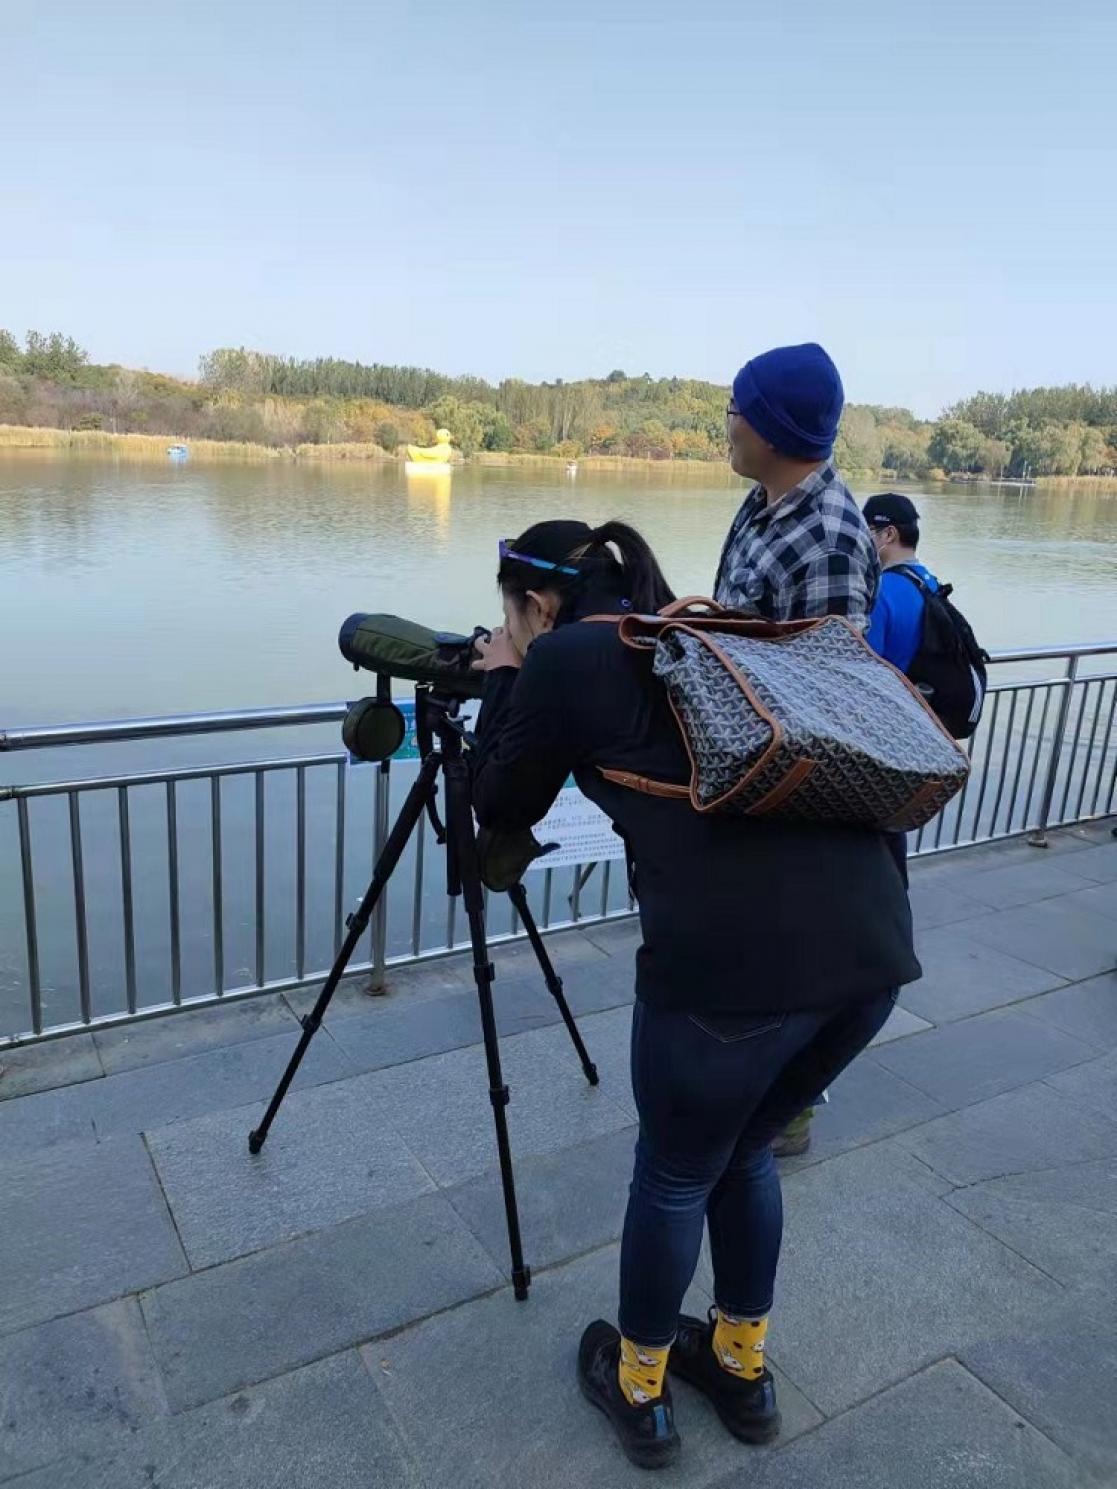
[715,344,882,1157]
[715,342,878,628]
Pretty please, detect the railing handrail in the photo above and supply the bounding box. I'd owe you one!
[3,639,1116,754]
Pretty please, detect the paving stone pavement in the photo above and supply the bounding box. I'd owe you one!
[1,821,1114,1487]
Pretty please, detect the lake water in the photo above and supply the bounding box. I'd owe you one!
[2,453,1115,728]
[1,453,1114,1039]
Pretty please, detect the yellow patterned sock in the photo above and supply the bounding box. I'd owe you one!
[618,1336,672,1406]
[711,1310,768,1380]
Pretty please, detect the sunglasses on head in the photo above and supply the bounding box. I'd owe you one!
[498,539,579,577]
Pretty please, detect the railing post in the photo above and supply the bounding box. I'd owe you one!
[1029,654,1079,848]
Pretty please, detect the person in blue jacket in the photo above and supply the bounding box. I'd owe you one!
[862,493,939,670]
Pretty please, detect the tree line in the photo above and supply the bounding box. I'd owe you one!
[2,331,1116,476]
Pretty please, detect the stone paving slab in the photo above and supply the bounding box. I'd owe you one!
[945,856,1097,910]
[0,1135,187,1335]
[961,896,1116,981]
[805,1054,946,1164]
[770,1142,1064,1416]
[960,1286,1117,1484]
[92,992,299,1073]
[303,987,484,1075]
[353,1028,633,1185]
[907,877,989,930]
[903,925,1067,1023]
[896,1079,1117,1187]
[146,1077,436,1269]
[0,1298,169,1483]
[871,1008,1098,1108]
[945,1159,1117,1290]
[869,1003,932,1044]
[365,1245,822,1489]
[0,1024,352,1156]
[0,1033,102,1101]
[707,1359,1079,1489]
[525,1002,638,1121]
[1060,839,1117,882]
[446,1126,636,1275]
[140,1190,503,1412]
[9,1350,422,1489]
[1023,972,1117,1049]
[1045,1047,1117,1123]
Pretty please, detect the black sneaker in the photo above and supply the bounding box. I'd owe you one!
[577,1320,681,1470]
[668,1309,781,1444]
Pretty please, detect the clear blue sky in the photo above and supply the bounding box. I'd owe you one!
[3,0,1114,415]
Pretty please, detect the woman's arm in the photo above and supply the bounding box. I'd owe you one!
[472,639,581,832]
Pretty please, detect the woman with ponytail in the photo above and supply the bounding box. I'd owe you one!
[473,518,916,1470]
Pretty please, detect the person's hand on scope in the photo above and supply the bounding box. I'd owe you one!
[473,626,523,672]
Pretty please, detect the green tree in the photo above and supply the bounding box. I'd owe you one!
[375,420,400,452]
[928,418,985,473]
[0,329,21,369]
[834,407,882,472]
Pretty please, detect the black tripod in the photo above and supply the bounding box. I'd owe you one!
[248,689,598,1301]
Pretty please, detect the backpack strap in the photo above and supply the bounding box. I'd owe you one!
[886,562,931,593]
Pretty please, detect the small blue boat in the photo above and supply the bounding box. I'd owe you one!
[167,444,189,462]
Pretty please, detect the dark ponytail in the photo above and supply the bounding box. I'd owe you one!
[496,518,675,616]
[578,521,675,614]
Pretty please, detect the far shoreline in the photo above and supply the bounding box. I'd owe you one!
[1,423,1116,491]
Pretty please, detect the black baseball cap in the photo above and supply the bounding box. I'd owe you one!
[863,493,920,529]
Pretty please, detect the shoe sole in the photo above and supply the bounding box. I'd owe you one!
[668,1357,781,1446]
[577,1377,681,1470]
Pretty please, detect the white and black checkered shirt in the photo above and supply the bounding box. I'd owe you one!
[714,463,880,629]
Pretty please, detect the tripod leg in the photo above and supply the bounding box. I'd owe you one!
[443,755,532,1301]
[507,882,598,1086]
[248,751,442,1154]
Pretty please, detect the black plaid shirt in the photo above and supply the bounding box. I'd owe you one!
[714,463,879,628]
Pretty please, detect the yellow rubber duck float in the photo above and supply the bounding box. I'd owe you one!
[404,428,455,476]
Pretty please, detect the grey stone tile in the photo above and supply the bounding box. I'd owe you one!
[580,917,643,959]
[903,925,1067,1024]
[908,878,988,930]
[0,1033,102,1100]
[897,1080,1117,1186]
[962,897,1116,981]
[93,993,298,1073]
[446,1126,637,1274]
[802,1054,947,1164]
[366,1245,821,1489]
[872,1009,1097,1108]
[490,925,613,977]
[961,1286,1117,1482]
[1020,972,1117,1050]
[949,857,1096,910]
[141,1191,502,1411]
[0,1080,97,1154]
[86,1025,352,1140]
[356,1027,633,1184]
[282,961,465,1021]
[869,1003,933,1044]
[0,1299,169,1481]
[1045,1047,1117,1123]
[525,1003,637,1121]
[707,1359,1078,1489]
[946,1159,1117,1289]
[1063,839,1117,883]
[325,988,483,1072]
[0,1135,187,1335]
[12,1350,422,1489]
[773,1142,1063,1415]
[1065,878,1117,919]
[147,1077,436,1269]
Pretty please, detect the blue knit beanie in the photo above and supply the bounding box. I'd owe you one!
[732,343,844,460]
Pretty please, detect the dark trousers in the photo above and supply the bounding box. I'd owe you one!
[617,990,896,1347]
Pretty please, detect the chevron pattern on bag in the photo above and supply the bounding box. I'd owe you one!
[651,617,969,830]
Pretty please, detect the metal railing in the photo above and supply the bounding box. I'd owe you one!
[2,640,1115,1049]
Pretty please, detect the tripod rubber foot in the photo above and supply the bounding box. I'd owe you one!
[584,1064,600,1087]
[512,1266,531,1301]
[248,1130,265,1155]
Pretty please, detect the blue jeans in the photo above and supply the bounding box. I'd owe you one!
[618,990,896,1346]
